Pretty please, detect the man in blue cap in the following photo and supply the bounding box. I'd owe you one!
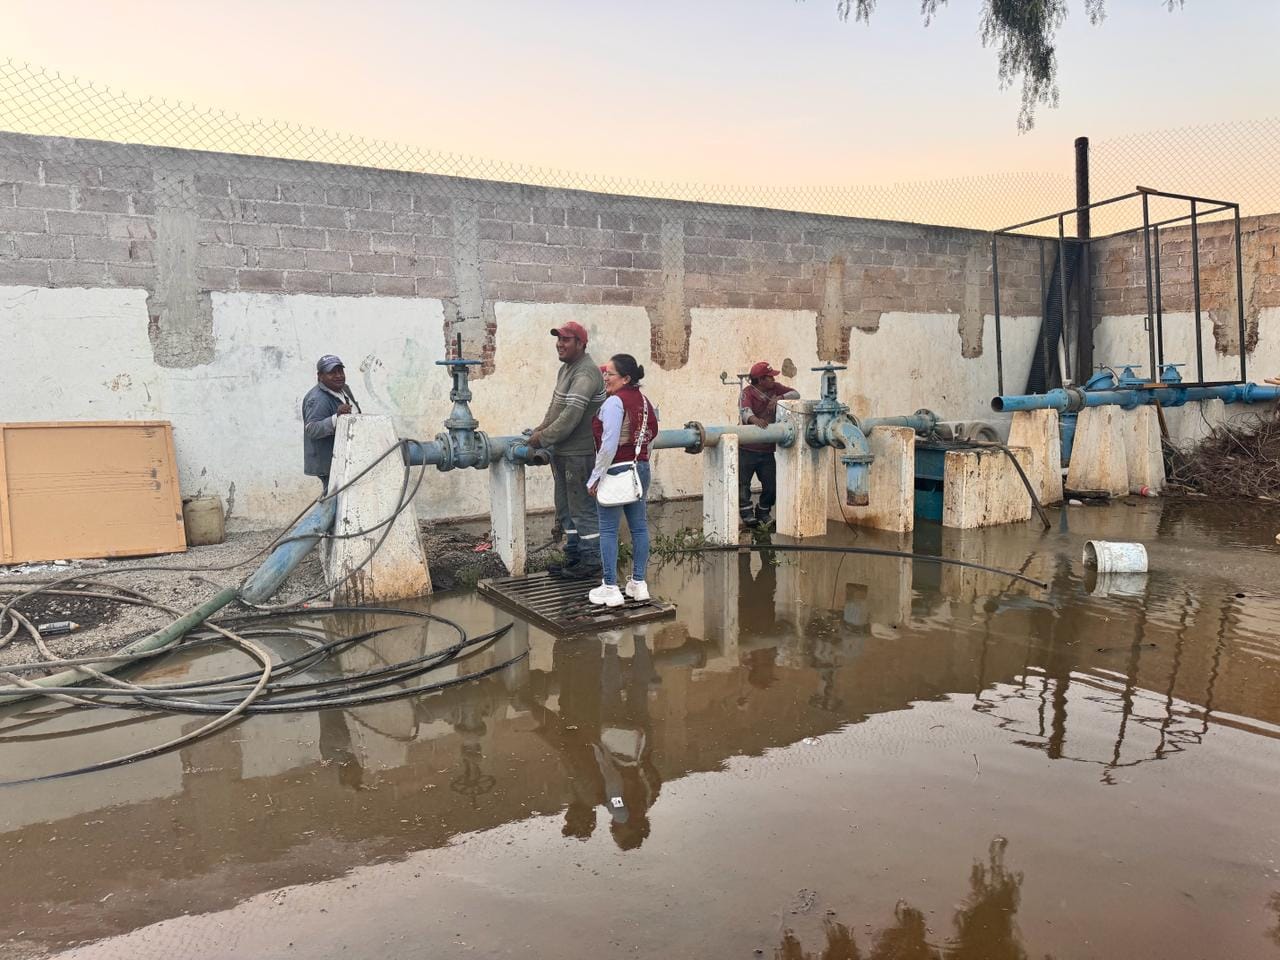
[303,354,359,494]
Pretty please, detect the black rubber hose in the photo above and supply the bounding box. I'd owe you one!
[5,616,504,703]
[131,624,513,712]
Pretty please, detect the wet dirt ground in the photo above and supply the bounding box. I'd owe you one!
[2,499,1280,959]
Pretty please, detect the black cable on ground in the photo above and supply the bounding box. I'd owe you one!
[0,438,423,652]
[0,613,522,786]
[11,617,511,707]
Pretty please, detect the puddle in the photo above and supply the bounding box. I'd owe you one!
[3,500,1280,959]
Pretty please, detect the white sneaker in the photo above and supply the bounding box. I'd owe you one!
[588,583,625,607]
[624,579,650,602]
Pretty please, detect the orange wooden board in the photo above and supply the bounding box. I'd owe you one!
[0,421,187,564]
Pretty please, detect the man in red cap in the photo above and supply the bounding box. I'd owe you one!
[738,361,800,528]
[529,321,607,578]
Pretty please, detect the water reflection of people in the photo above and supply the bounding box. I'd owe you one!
[531,633,663,850]
[599,632,662,850]
[739,531,780,638]
[739,532,782,690]
[538,639,605,840]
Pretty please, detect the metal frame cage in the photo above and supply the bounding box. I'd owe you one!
[990,186,1249,395]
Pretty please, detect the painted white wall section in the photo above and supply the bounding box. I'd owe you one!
[0,285,449,527]
[1094,309,1280,386]
[2,283,1048,530]
[1095,308,1280,443]
[841,313,1040,423]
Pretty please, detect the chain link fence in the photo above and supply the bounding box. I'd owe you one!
[0,59,1080,231]
[1,57,1277,381]
[4,60,1277,233]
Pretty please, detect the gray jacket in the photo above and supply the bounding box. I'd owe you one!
[302,383,344,476]
[535,353,606,456]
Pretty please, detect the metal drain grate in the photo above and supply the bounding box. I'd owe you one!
[477,572,677,636]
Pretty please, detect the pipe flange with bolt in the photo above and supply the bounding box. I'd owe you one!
[682,420,706,455]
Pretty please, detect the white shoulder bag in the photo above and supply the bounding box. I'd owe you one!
[596,397,649,507]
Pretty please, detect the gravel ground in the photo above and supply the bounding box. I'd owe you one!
[0,531,329,668]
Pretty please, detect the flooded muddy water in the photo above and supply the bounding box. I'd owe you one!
[3,500,1280,959]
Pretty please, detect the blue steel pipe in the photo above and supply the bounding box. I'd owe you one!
[992,382,1280,414]
[240,498,338,605]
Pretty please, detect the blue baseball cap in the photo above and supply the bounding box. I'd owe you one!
[316,354,344,372]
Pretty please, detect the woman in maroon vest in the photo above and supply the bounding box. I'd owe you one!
[586,354,659,607]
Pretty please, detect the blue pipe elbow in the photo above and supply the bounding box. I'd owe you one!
[832,418,874,507]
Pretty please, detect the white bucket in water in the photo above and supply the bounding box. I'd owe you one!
[1083,540,1148,573]
[1088,571,1148,597]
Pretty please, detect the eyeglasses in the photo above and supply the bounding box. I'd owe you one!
[602,370,618,378]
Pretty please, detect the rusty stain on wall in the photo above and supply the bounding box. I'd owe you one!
[648,216,690,369]
[816,248,886,365]
[147,170,215,369]
[1091,214,1279,358]
[958,243,987,358]
[445,196,496,377]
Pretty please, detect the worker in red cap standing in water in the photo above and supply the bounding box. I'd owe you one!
[529,321,607,579]
[738,361,800,528]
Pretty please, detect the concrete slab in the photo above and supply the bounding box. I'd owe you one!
[942,445,1035,529]
[774,400,827,539]
[702,433,740,544]
[1008,409,1064,505]
[1122,406,1166,494]
[489,459,526,575]
[327,415,431,603]
[842,425,915,533]
[1066,406,1129,498]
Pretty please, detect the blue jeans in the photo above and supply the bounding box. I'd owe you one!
[596,461,651,587]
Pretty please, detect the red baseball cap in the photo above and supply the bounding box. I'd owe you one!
[750,361,779,379]
[550,321,589,345]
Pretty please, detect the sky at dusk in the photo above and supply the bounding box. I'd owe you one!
[4,0,1277,191]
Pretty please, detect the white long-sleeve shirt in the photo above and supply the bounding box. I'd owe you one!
[588,395,626,489]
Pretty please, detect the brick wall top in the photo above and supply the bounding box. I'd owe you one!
[1091,212,1279,318]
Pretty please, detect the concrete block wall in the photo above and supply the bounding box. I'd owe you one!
[0,131,1052,529]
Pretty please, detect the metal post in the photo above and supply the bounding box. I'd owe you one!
[1038,239,1050,388]
[1057,215,1070,384]
[1190,200,1204,383]
[1141,192,1157,384]
[992,235,1004,395]
[1153,224,1165,369]
[1233,205,1248,383]
[1074,136,1093,382]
